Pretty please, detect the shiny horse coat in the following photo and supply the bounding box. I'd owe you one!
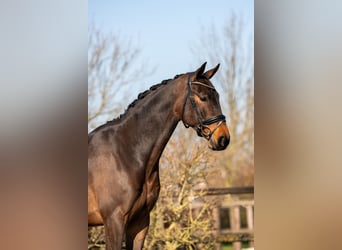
[88,63,230,250]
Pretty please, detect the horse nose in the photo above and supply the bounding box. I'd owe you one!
[219,135,230,148]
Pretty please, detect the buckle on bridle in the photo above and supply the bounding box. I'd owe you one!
[196,116,225,140]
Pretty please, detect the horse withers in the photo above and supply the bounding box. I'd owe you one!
[88,63,230,249]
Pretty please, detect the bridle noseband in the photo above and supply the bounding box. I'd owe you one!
[182,74,226,140]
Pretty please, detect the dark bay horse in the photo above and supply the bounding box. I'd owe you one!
[88,63,230,250]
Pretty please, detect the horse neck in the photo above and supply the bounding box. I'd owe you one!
[118,82,181,169]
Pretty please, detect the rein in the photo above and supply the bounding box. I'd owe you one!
[182,74,226,140]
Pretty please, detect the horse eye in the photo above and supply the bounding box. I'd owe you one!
[200,96,207,102]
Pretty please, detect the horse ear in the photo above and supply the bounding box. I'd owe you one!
[203,63,220,79]
[194,62,207,79]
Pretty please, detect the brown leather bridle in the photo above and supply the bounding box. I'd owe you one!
[182,74,226,140]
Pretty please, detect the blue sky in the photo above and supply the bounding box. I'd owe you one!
[89,0,253,92]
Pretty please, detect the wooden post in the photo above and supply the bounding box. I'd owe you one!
[231,205,241,250]
[213,206,221,250]
[246,205,254,248]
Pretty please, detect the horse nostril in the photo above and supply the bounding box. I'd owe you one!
[219,136,229,147]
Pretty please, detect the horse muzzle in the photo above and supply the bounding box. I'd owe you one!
[207,122,230,151]
[209,134,230,150]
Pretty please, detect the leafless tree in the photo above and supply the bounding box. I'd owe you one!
[88,24,153,130]
[193,14,254,186]
[144,136,220,250]
[146,15,254,249]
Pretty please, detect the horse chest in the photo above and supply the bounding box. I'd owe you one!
[145,174,160,211]
[130,171,160,216]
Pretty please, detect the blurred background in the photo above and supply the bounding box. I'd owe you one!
[1,1,342,250]
[88,1,254,249]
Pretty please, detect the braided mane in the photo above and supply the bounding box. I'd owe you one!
[90,74,184,133]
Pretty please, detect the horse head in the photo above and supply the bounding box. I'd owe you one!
[180,62,230,150]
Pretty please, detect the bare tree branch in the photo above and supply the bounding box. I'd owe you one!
[192,14,254,186]
[88,24,154,130]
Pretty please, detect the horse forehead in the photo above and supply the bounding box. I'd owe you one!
[194,77,215,88]
[193,81,217,95]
